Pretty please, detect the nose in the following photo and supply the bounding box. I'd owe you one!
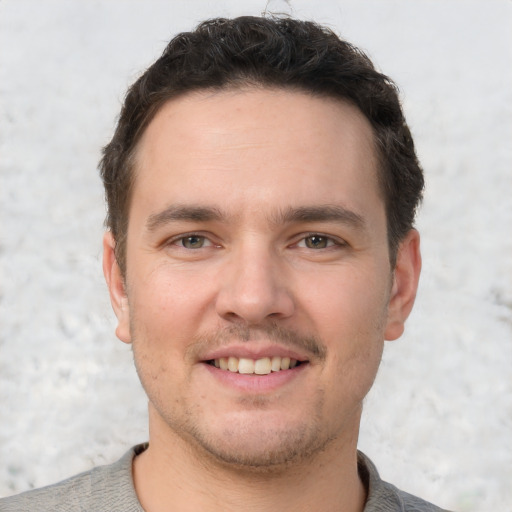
[215,243,295,325]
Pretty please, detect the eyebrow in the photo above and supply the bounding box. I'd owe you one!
[145,205,225,232]
[272,205,366,229]
[145,203,366,232]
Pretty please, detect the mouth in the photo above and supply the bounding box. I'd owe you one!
[205,356,307,375]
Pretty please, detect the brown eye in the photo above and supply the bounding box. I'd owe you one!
[304,235,329,249]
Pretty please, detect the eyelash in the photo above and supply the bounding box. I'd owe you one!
[169,233,215,249]
[294,233,346,250]
[167,232,345,250]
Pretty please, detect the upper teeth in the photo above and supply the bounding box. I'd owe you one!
[213,356,298,375]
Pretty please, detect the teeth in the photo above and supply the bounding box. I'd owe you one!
[280,357,291,370]
[254,357,271,375]
[228,356,238,372]
[238,358,255,374]
[212,356,300,374]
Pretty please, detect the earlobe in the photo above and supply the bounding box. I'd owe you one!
[102,232,132,344]
[384,229,422,341]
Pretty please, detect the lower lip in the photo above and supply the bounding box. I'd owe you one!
[201,362,308,393]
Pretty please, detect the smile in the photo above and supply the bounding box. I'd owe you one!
[208,356,303,375]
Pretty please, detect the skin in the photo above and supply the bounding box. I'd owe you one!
[103,88,421,512]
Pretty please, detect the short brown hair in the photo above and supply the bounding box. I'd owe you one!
[99,16,424,274]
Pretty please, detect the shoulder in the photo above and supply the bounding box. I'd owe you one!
[358,451,454,512]
[0,444,147,512]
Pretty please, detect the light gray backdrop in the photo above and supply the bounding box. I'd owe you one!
[1,1,511,511]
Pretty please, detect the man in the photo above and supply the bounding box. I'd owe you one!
[0,16,451,512]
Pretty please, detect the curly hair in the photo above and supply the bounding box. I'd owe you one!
[99,16,424,274]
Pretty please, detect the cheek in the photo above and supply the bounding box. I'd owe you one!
[299,265,390,339]
[299,266,388,388]
[129,263,215,336]
[128,278,195,401]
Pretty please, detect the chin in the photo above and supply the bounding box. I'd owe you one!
[181,411,332,472]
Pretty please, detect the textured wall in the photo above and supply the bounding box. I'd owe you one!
[1,1,511,510]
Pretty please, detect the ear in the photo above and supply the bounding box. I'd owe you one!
[102,232,131,344]
[384,229,422,341]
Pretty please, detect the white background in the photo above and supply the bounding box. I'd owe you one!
[0,1,511,510]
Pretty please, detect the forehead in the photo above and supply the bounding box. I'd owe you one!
[132,88,383,224]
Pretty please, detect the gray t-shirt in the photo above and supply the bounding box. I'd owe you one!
[0,444,451,511]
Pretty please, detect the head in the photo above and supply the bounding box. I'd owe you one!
[99,16,423,276]
[101,16,423,471]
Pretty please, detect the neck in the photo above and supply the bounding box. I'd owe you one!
[133,409,366,512]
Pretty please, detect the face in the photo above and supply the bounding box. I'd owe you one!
[104,88,420,469]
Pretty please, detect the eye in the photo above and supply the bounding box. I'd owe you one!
[175,235,211,249]
[298,234,337,249]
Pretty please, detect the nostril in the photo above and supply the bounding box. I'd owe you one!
[214,267,295,324]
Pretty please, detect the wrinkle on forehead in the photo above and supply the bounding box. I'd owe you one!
[131,88,383,243]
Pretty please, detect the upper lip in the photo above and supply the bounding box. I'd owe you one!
[200,344,310,362]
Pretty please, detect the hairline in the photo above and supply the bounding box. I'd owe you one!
[114,83,397,273]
